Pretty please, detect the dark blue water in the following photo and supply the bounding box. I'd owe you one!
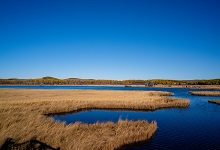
[1,86,220,149]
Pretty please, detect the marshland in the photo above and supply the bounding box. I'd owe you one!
[0,89,189,150]
[0,86,220,149]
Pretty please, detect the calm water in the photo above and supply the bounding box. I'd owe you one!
[1,86,220,150]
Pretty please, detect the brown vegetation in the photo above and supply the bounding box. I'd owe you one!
[0,90,190,149]
[189,91,220,96]
[208,100,220,105]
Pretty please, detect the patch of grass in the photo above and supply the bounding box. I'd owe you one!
[0,90,190,149]
[189,91,220,96]
[208,100,220,105]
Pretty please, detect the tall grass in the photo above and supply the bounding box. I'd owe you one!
[189,91,220,96]
[0,90,190,149]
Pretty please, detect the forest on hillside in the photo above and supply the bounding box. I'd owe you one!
[0,77,219,85]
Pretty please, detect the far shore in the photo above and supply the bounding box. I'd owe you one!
[1,84,220,90]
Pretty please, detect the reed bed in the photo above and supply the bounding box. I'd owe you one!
[208,100,220,105]
[0,89,190,149]
[189,91,220,96]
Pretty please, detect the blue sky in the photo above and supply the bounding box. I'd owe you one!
[0,0,220,80]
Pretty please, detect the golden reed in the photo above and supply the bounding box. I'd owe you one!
[0,90,190,150]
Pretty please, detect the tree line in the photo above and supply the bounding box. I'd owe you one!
[0,77,219,85]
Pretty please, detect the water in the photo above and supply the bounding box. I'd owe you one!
[1,86,220,149]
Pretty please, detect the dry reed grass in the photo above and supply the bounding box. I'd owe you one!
[0,90,190,149]
[208,100,220,105]
[189,91,220,96]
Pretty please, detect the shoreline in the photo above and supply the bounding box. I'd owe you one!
[1,84,220,90]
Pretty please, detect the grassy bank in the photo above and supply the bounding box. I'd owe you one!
[208,100,220,105]
[0,90,190,149]
[189,91,220,96]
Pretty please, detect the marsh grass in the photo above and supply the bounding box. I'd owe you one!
[0,90,190,150]
[189,91,220,96]
[208,100,220,105]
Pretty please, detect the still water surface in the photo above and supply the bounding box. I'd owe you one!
[1,86,220,149]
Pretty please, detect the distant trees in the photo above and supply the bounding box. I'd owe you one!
[153,80,185,85]
[0,77,219,85]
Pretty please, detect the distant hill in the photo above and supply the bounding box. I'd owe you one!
[42,76,59,80]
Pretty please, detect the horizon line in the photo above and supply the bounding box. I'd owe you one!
[0,76,219,81]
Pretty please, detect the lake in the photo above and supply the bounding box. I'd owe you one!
[1,86,220,149]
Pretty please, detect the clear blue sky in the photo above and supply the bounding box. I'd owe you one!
[0,0,220,80]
